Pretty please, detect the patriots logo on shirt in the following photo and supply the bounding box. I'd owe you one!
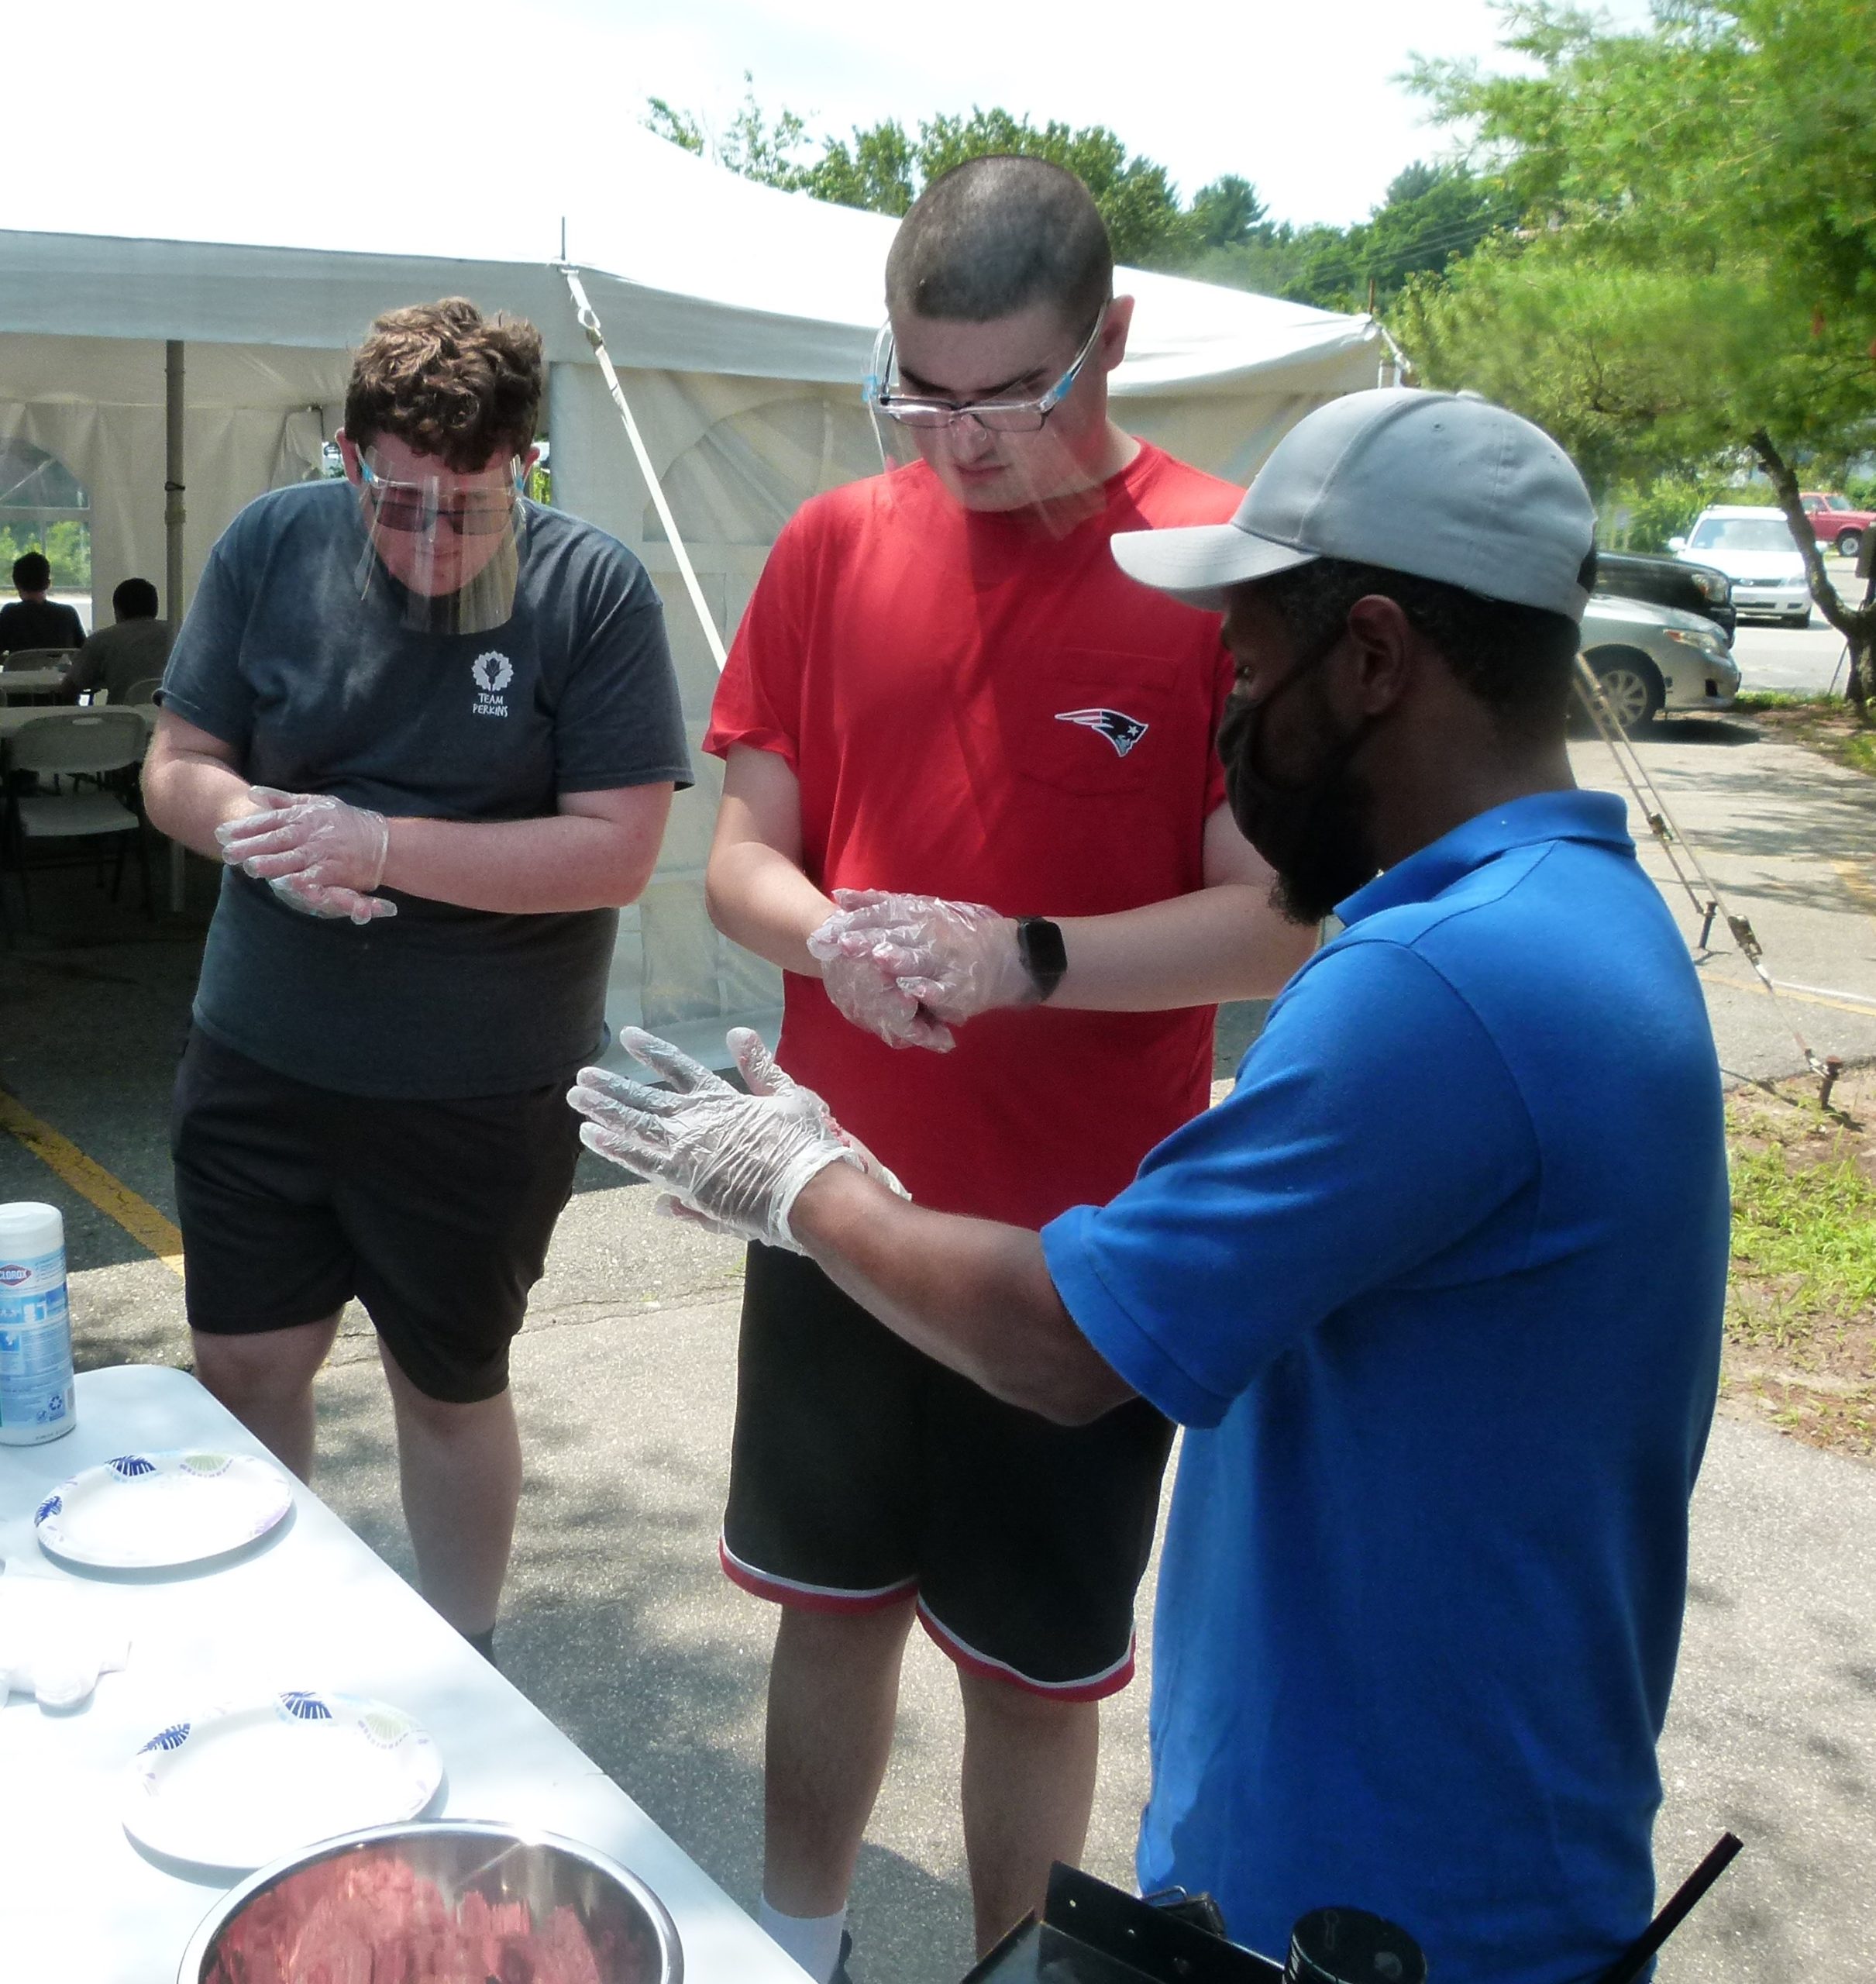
[1055,707,1149,758]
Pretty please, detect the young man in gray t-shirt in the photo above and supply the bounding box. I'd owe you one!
[145,298,690,1662]
[61,576,171,704]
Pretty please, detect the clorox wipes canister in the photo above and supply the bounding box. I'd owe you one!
[0,1202,76,1444]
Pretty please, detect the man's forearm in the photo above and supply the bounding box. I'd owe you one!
[789,1162,1132,1424]
[380,810,662,914]
[1052,884,1314,1011]
[704,839,835,976]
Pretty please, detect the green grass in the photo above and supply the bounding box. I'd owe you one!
[1723,1088,1876,1456]
[1730,1118,1876,1321]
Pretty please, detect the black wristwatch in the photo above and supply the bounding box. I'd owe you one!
[1015,916,1068,1004]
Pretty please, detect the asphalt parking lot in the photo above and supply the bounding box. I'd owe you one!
[1732,618,1857,696]
[1727,550,1867,696]
[2,704,1874,1980]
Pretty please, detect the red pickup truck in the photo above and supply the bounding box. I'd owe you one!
[1799,491,1871,560]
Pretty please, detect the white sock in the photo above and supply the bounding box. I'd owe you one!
[758,1897,849,1982]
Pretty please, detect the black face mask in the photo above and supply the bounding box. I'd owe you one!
[1217,629,1386,926]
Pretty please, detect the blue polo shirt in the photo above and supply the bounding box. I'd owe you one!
[1042,790,1727,1984]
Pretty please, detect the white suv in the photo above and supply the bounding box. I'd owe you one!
[1671,506,1812,625]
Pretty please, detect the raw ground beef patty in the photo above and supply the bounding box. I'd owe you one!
[204,1846,654,1983]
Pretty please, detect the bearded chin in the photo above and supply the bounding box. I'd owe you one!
[1237,773,1380,928]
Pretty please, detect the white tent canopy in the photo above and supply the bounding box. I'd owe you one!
[0,126,1384,1054]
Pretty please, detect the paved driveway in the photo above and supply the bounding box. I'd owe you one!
[1732,618,1861,698]
[1571,718,1876,1082]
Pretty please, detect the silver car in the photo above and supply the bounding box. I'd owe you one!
[1580,594,1740,729]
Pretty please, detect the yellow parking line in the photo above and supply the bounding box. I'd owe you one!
[1699,972,1876,1021]
[0,1087,184,1278]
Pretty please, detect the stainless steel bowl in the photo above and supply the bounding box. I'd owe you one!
[177,1820,683,1982]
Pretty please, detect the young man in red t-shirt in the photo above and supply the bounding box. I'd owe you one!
[702,157,1312,1979]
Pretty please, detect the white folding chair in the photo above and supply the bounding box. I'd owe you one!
[3,710,153,921]
[122,677,164,707]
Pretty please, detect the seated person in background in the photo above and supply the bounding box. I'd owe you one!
[0,550,87,656]
[61,577,172,704]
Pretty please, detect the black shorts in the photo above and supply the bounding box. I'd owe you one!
[170,1029,583,1404]
[722,1244,1175,1699]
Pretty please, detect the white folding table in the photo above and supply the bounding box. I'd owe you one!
[0,666,72,701]
[0,1364,806,1984]
[0,704,151,742]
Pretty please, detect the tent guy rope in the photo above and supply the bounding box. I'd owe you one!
[556,263,729,673]
[1574,656,1844,1108]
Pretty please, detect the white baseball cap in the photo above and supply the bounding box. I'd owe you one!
[1113,388,1598,622]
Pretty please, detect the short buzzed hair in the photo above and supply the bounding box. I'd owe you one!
[885,156,1112,329]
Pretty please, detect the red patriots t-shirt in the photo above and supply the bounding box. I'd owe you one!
[704,443,1238,1229]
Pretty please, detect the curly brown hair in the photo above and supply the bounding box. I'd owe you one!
[344,298,543,471]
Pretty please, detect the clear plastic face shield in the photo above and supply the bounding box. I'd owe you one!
[862,304,1114,532]
[346,439,532,636]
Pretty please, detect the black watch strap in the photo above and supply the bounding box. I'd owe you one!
[1016,916,1068,1003]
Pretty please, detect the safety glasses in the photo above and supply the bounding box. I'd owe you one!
[358,456,524,536]
[866,307,1110,434]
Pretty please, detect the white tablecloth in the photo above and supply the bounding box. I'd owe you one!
[0,1364,806,1984]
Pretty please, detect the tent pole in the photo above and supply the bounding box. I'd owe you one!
[1372,319,1409,390]
[164,342,186,623]
[164,341,188,912]
[555,264,728,672]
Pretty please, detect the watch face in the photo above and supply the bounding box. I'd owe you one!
[1019,918,1068,993]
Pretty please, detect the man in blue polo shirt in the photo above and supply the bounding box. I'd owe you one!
[569,391,1730,1984]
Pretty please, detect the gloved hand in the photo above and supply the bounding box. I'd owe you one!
[651,1028,909,1239]
[217,787,394,904]
[813,889,1033,1027]
[267,873,398,925]
[569,1028,886,1252]
[811,932,957,1052]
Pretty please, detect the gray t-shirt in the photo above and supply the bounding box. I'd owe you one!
[68,618,172,704]
[163,481,690,1098]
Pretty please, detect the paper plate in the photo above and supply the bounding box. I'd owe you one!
[122,1690,443,1869]
[33,1451,292,1570]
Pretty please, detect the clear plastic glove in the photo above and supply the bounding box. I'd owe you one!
[267,872,398,925]
[652,1028,910,1238]
[569,1027,874,1252]
[217,787,392,897]
[815,889,1032,1026]
[0,1569,129,1711]
[811,935,957,1052]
